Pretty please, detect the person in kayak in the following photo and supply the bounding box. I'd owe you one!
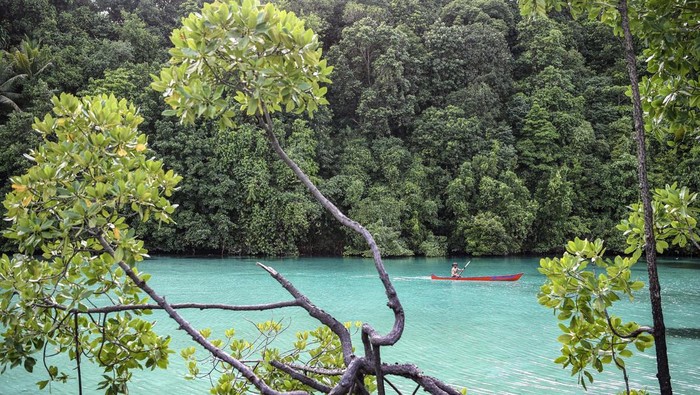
[451,262,462,277]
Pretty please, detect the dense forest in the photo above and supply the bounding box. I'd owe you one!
[1,0,698,257]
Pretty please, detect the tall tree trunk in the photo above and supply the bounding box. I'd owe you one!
[617,0,672,392]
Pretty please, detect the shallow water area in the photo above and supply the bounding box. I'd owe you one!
[1,256,699,394]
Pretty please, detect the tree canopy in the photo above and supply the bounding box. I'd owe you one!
[0,0,698,260]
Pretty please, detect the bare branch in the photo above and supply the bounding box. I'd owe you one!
[42,300,301,314]
[257,262,354,362]
[277,363,344,376]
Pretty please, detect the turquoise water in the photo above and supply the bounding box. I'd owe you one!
[1,256,699,394]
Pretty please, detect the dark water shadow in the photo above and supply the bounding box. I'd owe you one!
[658,258,700,270]
[667,327,700,340]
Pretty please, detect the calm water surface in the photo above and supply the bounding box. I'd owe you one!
[1,256,699,394]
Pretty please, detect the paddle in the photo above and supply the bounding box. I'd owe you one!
[458,260,471,276]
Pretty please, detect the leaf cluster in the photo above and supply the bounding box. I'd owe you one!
[618,183,700,253]
[151,0,333,127]
[0,93,180,391]
[538,238,653,390]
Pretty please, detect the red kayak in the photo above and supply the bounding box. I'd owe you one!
[430,273,523,282]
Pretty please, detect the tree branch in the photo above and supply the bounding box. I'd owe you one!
[258,108,405,348]
[257,262,354,363]
[42,300,301,314]
[277,363,344,376]
[605,310,654,338]
[74,312,83,395]
[270,360,333,393]
[611,340,631,395]
[381,364,463,395]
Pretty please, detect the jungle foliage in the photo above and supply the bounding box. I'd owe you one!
[0,0,698,258]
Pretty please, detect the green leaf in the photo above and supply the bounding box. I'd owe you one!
[24,357,36,373]
[557,334,572,344]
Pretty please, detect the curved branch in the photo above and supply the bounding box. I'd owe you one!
[258,109,404,347]
[605,310,654,338]
[281,356,463,395]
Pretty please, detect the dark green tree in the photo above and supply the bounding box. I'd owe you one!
[327,17,425,136]
[447,143,537,255]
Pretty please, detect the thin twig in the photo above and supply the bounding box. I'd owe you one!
[74,312,83,395]
[611,341,631,395]
[384,377,403,395]
[257,262,354,362]
[281,363,344,376]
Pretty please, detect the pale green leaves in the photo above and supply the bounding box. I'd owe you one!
[618,183,699,254]
[518,0,621,33]
[636,0,700,141]
[4,94,181,256]
[518,0,552,18]
[1,93,181,392]
[538,238,652,391]
[151,0,333,128]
